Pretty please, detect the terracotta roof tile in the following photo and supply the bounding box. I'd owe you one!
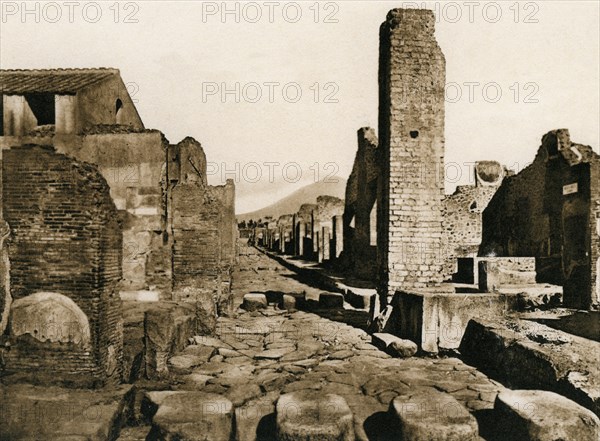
[0,68,119,94]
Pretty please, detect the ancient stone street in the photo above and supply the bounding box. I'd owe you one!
[1,5,598,441]
[118,244,513,441]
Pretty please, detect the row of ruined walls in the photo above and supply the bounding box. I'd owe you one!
[343,128,598,311]
[256,195,345,265]
[0,131,237,387]
[3,130,238,302]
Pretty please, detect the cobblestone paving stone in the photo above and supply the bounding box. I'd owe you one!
[122,245,506,440]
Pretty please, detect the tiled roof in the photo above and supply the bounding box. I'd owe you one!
[0,68,119,94]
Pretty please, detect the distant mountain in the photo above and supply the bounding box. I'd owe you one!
[236,178,347,222]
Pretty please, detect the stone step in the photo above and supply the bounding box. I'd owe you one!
[389,387,480,441]
[494,390,600,441]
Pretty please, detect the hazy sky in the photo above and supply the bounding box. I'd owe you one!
[1,1,598,213]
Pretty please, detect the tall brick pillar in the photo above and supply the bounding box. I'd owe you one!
[377,9,446,307]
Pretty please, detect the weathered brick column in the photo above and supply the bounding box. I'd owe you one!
[377,8,446,306]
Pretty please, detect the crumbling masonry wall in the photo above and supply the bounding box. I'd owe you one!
[441,161,506,279]
[2,128,172,297]
[1,145,123,387]
[343,127,379,280]
[169,138,236,331]
[377,9,446,304]
[481,129,600,309]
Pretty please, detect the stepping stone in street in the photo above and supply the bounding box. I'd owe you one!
[243,293,268,311]
[276,390,354,441]
[144,391,234,441]
[495,389,600,441]
[280,293,305,311]
[390,387,479,441]
[319,292,345,309]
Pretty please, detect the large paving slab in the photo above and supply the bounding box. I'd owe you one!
[0,384,133,440]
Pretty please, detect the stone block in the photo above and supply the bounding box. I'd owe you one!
[144,391,234,441]
[144,303,197,379]
[280,293,305,311]
[478,257,537,292]
[397,289,508,353]
[372,333,417,358]
[168,346,215,375]
[276,391,354,441]
[0,384,134,440]
[459,319,600,417]
[319,292,344,309]
[389,339,417,358]
[390,387,479,441]
[495,390,600,441]
[243,293,268,311]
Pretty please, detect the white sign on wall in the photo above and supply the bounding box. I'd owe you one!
[563,183,578,195]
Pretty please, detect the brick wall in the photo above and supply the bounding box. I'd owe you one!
[481,130,600,309]
[1,144,123,387]
[377,9,446,304]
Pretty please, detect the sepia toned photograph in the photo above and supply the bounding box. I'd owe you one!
[0,1,599,440]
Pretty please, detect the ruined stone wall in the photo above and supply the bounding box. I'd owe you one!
[315,196,345,225]
[1,145,123,386]
[441,161,506,279]
[75,130,169,296]
[377,9,446,303]
[2,130,173,296]
[591,160,600,306]
[343,127,379,279]
[481,130,600,308]
[169,138,236,325]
